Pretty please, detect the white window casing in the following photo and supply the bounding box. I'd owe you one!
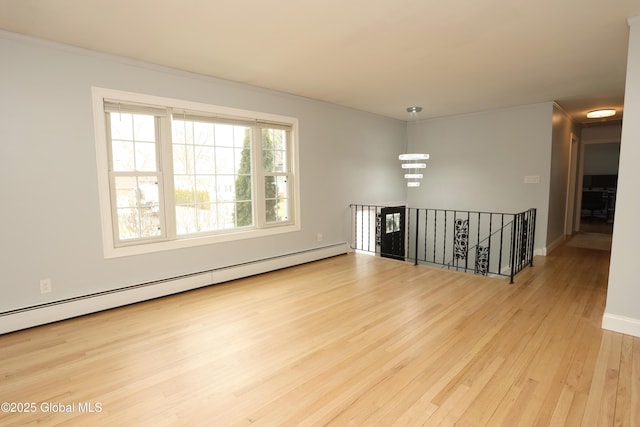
[92,87,300,258]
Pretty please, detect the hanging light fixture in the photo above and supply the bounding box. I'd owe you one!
[400,107,430,187]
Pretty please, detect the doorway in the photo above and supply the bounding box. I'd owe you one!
[578,142,620,235]
[380,206,405,260]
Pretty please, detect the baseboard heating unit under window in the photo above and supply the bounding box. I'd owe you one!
[0,243,350,335]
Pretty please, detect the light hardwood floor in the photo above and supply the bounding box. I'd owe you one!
[0,242,638,426]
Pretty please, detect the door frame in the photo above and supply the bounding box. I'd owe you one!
[574,137,621,233]
[379,206,406,261]
[564,132,579,236]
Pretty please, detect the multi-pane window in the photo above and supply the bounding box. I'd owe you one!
[106,105,165,242]
[94,89,298,256]
[262,127,290,224]
[171,116,252,234]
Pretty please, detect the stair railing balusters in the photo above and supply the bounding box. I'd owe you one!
[349,204,536,283]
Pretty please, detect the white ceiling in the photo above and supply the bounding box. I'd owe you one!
[1,0,638,123]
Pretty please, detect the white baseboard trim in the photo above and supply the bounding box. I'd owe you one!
[534,248,547,256]
[602,313,640,338]
[545,235,565,256]
[532,235,572,257]
[0,243,350,335]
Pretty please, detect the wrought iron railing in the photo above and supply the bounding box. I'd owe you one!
[349,204,536,283]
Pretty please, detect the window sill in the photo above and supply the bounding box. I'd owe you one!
[103,223,301,259]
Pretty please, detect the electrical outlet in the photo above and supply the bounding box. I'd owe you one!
[40,278,52,294]
[317,232,323,242]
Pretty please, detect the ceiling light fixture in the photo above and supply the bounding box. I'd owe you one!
[586,109,616,119]
[400,107,429,188]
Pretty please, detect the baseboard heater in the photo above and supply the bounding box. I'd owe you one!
[0,242,350,335]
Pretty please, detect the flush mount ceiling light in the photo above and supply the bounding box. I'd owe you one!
[586,109,616,119]
[400,107,429,188]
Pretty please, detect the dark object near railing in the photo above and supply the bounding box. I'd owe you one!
[350,204,536,284]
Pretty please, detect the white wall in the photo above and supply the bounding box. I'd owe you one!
[0,31,406,314]
[405,103,554,253]
[580,124,622,177]
[603,17,640,338]
[581,124,623,144]
[583,143,620,176]
[546,105,574,246]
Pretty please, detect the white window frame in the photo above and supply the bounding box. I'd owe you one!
[92,87,300,258]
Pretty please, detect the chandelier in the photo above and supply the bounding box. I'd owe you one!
[400,107,429,187]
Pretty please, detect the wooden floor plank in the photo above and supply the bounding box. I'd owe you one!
[548,386,575,426]
[632,338,640,426]
[583,332,623,425]
[615,334,634,425]
[0,243,638,426]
